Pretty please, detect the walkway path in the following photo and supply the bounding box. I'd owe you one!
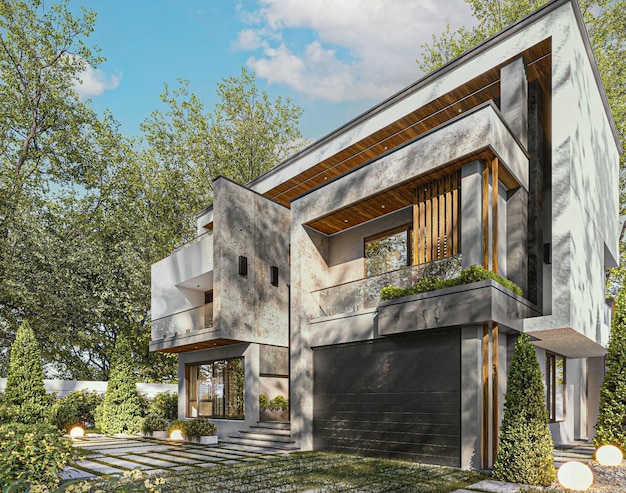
[61,434,285,481]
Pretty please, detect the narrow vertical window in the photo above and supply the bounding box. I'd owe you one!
[546,353,565,422]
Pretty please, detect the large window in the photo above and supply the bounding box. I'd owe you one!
[364,226,411,277]
[187,358,244,419]
[546,353,565,422]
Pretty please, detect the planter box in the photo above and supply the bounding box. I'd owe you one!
[190,435,218,445]
[141,431,168,439]
[260,408,289,422]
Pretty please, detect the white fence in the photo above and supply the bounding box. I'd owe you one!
[0,378,176,398]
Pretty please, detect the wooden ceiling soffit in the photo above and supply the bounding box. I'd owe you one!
[306,147,519,236]
[263,38,550,208]
[153,338,242,354]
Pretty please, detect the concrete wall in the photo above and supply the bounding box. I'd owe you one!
[0,378,176,399]
[213,177,290,347]
[151,233,213,321]
[523,3,620,351]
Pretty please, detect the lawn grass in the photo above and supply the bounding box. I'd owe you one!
[151,451,487,492]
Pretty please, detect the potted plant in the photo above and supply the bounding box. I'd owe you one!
[141,414,168,439]
[167,418,218,444]
[259,394,289,422]
[184,418,218,445]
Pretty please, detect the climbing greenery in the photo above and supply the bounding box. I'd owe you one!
[0,321,52,425]
[96,337,144,434]
[594,284,626,450]
[379,264,523,301]
[493,333,556,486]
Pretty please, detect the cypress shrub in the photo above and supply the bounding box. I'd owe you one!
[96,337,143,434]
[594,285,626,450]
[493,332,556,486]
[1,320,51,424]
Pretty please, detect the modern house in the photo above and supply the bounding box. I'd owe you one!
[150,0,621,470]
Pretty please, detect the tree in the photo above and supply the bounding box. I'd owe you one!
[96,336,144,434]
[594,284,626,449]
[1,320,51,424]
[493,332,555,486]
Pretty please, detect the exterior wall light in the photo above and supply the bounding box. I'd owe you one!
[169,429,183,440]
[596,444,623,466]
[270,266,279,286]
[238,256,248,276]
[69,425,85,438]
[557,461,593,491]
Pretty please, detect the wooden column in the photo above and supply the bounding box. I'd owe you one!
[482,163,490,269]
[492,157,499,274]
[491,324,499,462]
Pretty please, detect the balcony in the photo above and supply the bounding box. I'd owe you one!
[311,256,462,318]
[151,303,214,341]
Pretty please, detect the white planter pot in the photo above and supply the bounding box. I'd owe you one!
[152,430,168,439]
[191,435,218,445]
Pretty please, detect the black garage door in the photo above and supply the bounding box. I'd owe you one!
[313,328,461,467]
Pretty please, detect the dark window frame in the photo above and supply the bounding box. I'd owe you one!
[363,224,413,278]
[186,357,245,420]
[546,352,566,423]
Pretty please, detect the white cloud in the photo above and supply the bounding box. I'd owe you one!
[74,64,122,100]
[234,0,473,102]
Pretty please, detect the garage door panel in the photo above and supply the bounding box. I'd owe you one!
[313,329,461,466]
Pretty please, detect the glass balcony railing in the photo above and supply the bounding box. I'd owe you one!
[311,255,462,317]
[152,303,214,341]
[171,230,213,254]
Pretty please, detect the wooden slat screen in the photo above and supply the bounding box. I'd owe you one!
[413,170,461,264]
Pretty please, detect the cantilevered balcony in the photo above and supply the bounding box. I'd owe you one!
[152,302,214,340]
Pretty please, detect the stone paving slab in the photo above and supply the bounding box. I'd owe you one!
[74,459,125,476]
[60,467,97,481]
[465,480,525,492]
[123,454,182,468]
[165,450,227,461]
[196,462,220,468]
[97,456,153,470]
[141,453,204,464]
[89,445,176,455]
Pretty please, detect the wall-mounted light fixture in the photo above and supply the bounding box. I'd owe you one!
[543,243,551,264]
[270,266,279,286]
[239,256,248,276]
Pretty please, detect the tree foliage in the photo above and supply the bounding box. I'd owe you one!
[96,336,144,434]
[1,320,51,424]
[493,332,556,486]
[595,284,626,449]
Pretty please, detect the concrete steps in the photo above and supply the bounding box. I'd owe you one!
[553,442,595,466]
[222,422,298,453]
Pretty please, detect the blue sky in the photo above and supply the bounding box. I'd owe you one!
[78,0,473,141]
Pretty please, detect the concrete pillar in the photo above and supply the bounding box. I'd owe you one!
[500,57,528,149]
[461,160,484,269]
[506,186,528,295]
[587,356,605,440]
[461,326,482,469]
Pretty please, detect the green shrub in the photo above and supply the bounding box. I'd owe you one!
[167,418,217,439]
[0,422,75,489]
[259,394,289,411]
[259,394,271,410]
[50,390,104,432]
[141,414,168,434]
[493,333,555,486]
[147,391,178,421]
[379,264,523,301]
[595,284,626,450]
[2,321,53,425]
[96,337,144,434]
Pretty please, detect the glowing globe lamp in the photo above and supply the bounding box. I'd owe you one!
[69,425,85,438]
[169,429,183,440]
[596,444,623,466]
[558,461,593,491]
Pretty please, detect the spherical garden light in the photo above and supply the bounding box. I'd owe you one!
[557,461,593,491]
[69,425,85,438]
[596,444,623,466]
[169,429,183,440]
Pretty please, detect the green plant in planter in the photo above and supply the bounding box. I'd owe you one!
[259,394,289,410]
[184,418,217,438]
[141,414,168,434]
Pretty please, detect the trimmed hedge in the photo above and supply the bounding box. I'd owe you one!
[168,418,217,439]
[50,390,104,432]
[380,264,523,301]
[493,333,555,486]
